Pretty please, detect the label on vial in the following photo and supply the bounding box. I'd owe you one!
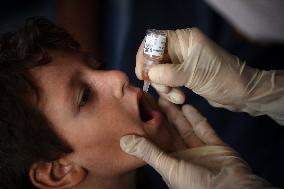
[144,34,166,57]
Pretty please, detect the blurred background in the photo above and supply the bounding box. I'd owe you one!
[1,0,284,188]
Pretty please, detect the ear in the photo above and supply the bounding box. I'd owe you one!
[29,158,87,189]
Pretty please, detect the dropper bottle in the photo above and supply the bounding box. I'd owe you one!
[142,29,167,92]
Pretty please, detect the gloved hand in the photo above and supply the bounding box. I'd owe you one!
[136,28,284,125]
[120,100,275,189]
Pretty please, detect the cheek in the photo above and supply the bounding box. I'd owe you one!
[77,139,145,177]
[97,101,146,138]
[72,106,147,176]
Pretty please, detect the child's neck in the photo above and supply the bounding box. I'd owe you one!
[74,170,137,189]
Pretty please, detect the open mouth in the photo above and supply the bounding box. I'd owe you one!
[136,89,162,126]
[138,94,154,122]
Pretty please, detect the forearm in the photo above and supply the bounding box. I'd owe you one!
[244,69,284,125]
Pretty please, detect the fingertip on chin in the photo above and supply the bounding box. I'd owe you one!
[120,135,142,154]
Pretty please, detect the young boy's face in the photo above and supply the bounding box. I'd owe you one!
[30,50,175,178]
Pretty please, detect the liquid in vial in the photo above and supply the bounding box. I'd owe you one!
[142,29,167,92]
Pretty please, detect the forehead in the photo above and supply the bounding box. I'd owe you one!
[29,50,90,107]
[32,50,85,75]
[30,50,99,84]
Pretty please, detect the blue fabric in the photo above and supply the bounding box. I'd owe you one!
[102,0,284,188]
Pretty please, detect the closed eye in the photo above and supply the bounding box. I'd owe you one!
[79,87,91,107]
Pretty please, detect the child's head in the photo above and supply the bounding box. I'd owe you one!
[0,17,80,189]
[0,17,177,189]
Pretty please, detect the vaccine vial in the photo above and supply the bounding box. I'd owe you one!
[142,29,167,92]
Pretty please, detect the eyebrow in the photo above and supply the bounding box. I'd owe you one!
[82,53,101,69]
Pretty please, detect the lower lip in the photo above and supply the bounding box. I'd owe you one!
[146,110,162,126]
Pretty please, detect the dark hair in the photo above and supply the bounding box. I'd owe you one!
[0,17,80,189]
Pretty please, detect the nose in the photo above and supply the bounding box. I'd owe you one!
[98,70,129,99]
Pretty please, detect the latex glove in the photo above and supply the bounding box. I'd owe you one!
[120,101,276,189]
[136,28,284,125]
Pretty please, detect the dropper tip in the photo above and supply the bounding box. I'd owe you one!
[143,81,150,92]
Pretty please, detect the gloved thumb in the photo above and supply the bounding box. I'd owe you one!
[120,135,179,180]
[120,135,212,189]
[148,63,187,87]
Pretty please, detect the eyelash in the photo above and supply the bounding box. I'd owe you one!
[79,87,91,108]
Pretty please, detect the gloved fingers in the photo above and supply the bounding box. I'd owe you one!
[208,100,226,108]
[151,83,171,93]
[153,84,185,104]
[148,63,186,87]
[135,33,173,80]
[120,135,179,176]
[182,104,225,146]
[135,40,145,80]
[135,29,187,81]
[159,99,204,147]
[165,29,191,64]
